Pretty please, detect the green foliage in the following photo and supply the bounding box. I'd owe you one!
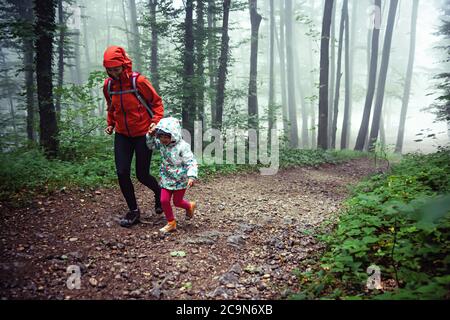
[293,148,450,300]
[0,147,117,204]
[0,143,366,206]
[57,71,107,162]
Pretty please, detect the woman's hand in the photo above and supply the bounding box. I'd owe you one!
[105,126,114,135]
[148,123,157,134]
[187,178,195,188]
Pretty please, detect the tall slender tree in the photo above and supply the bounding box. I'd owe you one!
[196,0,206,128]
[149,0,159,92]
[395,0,419,153]
[368,0,399,150]
[328,0,336,148]
[318,0,334,150]
[129,0,143,71]
[340,0,350,149]
[34,0,59,157]
[208,0,218,127]
[182,0,195,138]
[354,0,381,151]
[285,0,299,148]
[276,0,289,139]
[331,0,347,149]
[214,0,231,130]
[268,0,275,145]
[248,0,262,132]
[55,0,65,116]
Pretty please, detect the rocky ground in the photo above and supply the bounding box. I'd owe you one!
[0,158,380,300]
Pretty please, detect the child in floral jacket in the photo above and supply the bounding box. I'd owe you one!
[146,117,198,233]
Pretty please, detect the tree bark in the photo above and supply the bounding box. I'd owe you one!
[214,0,231,130]
[354,0,381,151]
[328,0,336,148]
[196,0,206,127]
[129,0,143,71]
[121,0,132,52]
[34,0,59,157]
[55,0,65,116]
[20,0,35,142]
[276,0,289,140]
[368,0,399,151]
[285,0,299,148]
[182,0,195,138]
[268,0,275,145]
[395,0,419,154]
[248,0,262,132]
[331,0,347,149]
[208,0,218,127]
[149,0,159,92]
[317,0,334,150]
[340,0,350,149]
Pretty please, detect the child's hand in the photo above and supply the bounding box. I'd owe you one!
[187,178,195,188]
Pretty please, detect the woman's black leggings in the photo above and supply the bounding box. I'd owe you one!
[114,133,161,211]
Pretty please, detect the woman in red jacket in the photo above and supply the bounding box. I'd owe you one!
[103,46,164,228]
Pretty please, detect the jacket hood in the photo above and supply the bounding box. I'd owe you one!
[103,46,133,76]
[155,117,182,143]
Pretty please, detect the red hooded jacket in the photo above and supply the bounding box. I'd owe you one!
[103,46,164,137]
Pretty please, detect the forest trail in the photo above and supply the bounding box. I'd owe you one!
[0,158,381,300]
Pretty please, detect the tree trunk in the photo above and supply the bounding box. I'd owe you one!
[214,0,231,130]
[74,29,82,84]
[34,0,59,157]
[285,0,299,148]
[81,3,91,75]
[149,0,159,92]
[196,0,206,127]
[317,0,334,150]
[106,1,111,46]
[368,0,399,151]
[294,44,309,148]
[55,0,65,116]
[121,0,132,52]
[268,0,275,145]
[21,0,35,142]
[248,0,262,132]
[328,0,336,148]
[395,0,419,154]
[182,0,195,140]
[331,0,347,149]
[129,0,143,71]
[354,0,381,151]
[276,0,289,140]
[344,0,359,148]
[340,0,350,150]
[208,0,217,127]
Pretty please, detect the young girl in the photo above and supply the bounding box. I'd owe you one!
[146,117,198,233]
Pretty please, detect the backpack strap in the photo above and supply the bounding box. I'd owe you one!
[104,73,154,119]
[131,72,154,118]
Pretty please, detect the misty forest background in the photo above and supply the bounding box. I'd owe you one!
[0,0,449,159]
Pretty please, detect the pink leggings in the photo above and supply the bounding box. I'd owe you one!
[160,188,190,222]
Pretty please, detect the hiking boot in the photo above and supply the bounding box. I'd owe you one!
[186,201,196,220]
[119,209,140,228]
[159,220,177,233]
[155,205,163,215]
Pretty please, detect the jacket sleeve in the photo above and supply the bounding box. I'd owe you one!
[137,75,164,126]
[103,79,115,127]
[181,142,198,179]
[145,133,161,150]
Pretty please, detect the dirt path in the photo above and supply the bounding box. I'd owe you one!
[0,158,379,300]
